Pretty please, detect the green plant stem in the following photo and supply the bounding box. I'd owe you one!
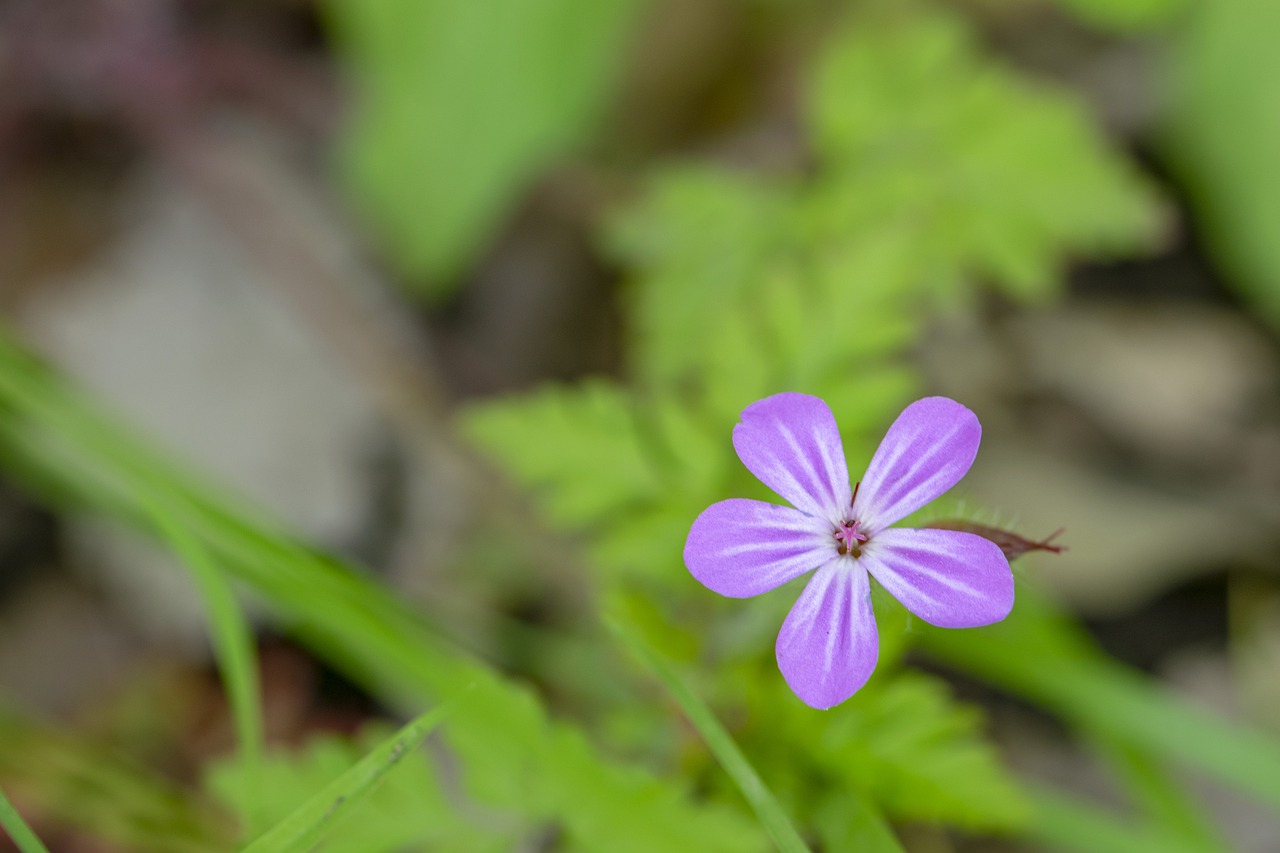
[143,491,266,836]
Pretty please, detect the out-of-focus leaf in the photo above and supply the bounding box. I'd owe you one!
[1044,0,1186,31]
[609,617,823,853]
[1029,787,1219,853]
[608,10,1160,409]
[324,0,643,294]
[210,724,511,852]
[461,381,665,527]
[230,708,470,853]
[743,670,1031,832]
[918,590,1280,813]
[462,382,730,583]
[809,9,1164,300]
[1164,0,1280,329]
[1092,734,1227,850]
[607,169,796,388]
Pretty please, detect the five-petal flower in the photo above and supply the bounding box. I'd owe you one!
[683,393,1015,709]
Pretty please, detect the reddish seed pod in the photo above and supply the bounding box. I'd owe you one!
[924,520,1066,561]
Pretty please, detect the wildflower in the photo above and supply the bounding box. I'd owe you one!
[684,393,1014,709]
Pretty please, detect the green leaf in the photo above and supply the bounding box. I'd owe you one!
[324,0,643,292]
[462,381,665,528]
[1044,0,1187,32]
[237,707,449,853]
[143,492,266,836]
[1164,0,1280,329]
[608,169,796,388]
[808,9,1164,299]
[462,382,729,583]
[746,670,1030,832]
[210,725,513,852]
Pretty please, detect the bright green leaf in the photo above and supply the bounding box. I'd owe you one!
[1164,0,1280,329]
[1045,0,1187,32]
[808,9,1164,299]
[749,670,1031,832]
[325,0,643,293]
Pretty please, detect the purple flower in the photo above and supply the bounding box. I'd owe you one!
[684,393,1014,709]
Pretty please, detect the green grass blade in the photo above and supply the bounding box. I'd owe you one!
[609,617,833,853]
[239,706,448,853]
[1091,733,1226,850]
[142,491,266,836]
[917,590,1280,813]
[0,329,768,852]
[1028,787,1218,853]
[0,786,51,853]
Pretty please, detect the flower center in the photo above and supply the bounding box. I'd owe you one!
[834,520,867,557]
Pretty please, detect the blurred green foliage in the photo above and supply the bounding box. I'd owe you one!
[324,0,642,295]
[0,333,768,852]
[0,713,230,853]
[211,727,497,852]
[222,708,452,853]
[464,1,1160,621]
[1164,0,1280,329]
[1045,0,1186,31]
[3,0,1280,851]
[460,4,1177,848]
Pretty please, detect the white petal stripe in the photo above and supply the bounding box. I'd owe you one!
[684,499,833,598]
[733,393,853,524]
[860,527,1013,629]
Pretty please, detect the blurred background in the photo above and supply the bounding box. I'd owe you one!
[1,0,1279,850]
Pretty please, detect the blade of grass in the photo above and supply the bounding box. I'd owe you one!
[917,589,1280,814]
[142,490,266,837]
[609,616,862,853]
[239,706,449,853]
[1028,787,1219,853]
[0,329,770,852]
[0,786,50,853]
[1090,733,1226,850]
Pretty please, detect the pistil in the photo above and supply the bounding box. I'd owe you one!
[835,520,867,557]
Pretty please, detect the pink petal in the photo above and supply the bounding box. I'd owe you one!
[776,561,879,709]
[732,393,852,525]
[684,499,833,598]
[860,528,1014,628]
[853,397,981,533]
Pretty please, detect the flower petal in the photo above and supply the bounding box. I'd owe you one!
[684,499,833,598]
[776,560,878,709]
[853,396,981,532]
[732,393,852,525]
[861,528,1014,628]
